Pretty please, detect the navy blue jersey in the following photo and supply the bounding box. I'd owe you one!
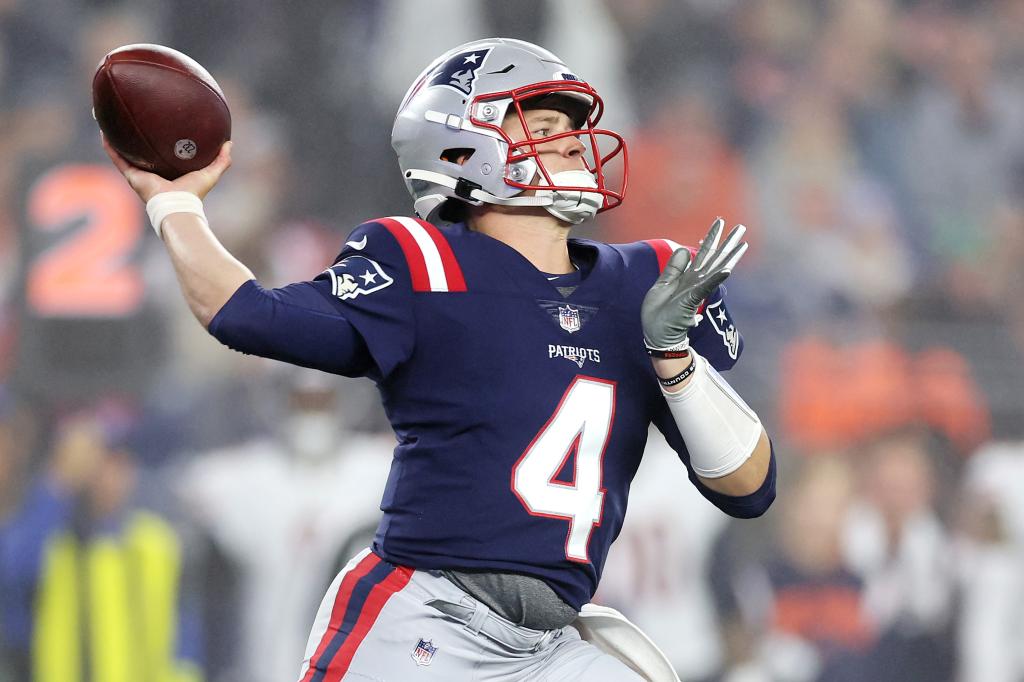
[211,216,751,610]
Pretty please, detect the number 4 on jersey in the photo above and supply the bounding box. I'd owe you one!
[512,377,616,563]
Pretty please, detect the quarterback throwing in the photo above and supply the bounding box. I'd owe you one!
[102,37,775,682]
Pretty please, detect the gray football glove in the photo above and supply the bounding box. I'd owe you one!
[642,218,748,356]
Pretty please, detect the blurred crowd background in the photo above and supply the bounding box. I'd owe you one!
[2,0,1023,681]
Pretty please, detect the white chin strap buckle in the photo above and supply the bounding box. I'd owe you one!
[537,169,603,225]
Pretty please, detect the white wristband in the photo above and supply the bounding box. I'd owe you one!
[662,352,762,478]
[146,191,207,238]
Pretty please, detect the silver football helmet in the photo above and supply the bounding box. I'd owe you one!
[392,38,628,224]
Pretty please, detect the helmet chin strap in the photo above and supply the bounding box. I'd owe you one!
[534,169,603,225]
[405,168,602,225]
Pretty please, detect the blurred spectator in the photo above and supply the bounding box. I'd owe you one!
[843,428,957,681]
[747,86,914,324]
[0,388,37,681]
[955,441,1024,682]
[727,0,821,139]
[175,369,393,682]
[604,0,737,122]
[898,11,1024,303]
[717,456,872,682]
[601,87,753,253]
[597,428,730,681]
[807,0,909,192]
[779,337,990,455]
[0,405,202,682]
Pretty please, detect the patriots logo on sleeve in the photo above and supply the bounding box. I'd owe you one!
[323,255,394,301]
[428,49,491,95]
[705,298,740,359]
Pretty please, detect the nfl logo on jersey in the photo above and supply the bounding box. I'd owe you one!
[558,305,581,333]
[411,638,438,666]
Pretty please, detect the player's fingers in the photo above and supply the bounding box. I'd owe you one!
[702,269,731,296]
[706,224,746,273]
[101,133,159,197]
[717,241,749,277]
[693,217,724,271]
[100,133,133,175]
[655,247,692,287]
[181,142,232,199]
[203,141,233,180]
[214,141,232,170]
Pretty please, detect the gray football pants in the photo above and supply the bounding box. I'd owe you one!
[298,549,645,681]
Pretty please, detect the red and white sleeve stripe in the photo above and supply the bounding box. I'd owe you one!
[377,217,467,292]
[643,238,686,272]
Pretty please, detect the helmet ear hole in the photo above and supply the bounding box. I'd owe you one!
[441,148,475,165]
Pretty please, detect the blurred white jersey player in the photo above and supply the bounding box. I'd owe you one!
[178,370,393,682]
[596,427,730,680]
[957,442,1024,682]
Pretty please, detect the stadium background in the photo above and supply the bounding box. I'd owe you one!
[2,1,1023,680]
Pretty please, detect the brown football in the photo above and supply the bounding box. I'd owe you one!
[93,44,231,180]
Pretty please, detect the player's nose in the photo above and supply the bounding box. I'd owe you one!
[556,133,587,163]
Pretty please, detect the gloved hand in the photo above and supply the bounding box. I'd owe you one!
[642,218,748,357]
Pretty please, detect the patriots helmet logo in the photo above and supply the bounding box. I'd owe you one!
[429,49,491,95]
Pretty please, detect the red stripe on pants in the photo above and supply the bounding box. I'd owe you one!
[321,565,414,680]
[300,553,380,682]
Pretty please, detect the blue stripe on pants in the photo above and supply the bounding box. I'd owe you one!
[309,559,397,681]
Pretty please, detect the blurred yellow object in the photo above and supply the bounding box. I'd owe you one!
[32,512,197,682]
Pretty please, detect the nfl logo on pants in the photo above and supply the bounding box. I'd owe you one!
[411,638,437,666]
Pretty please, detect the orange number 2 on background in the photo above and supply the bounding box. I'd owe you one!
[26,164,145,317]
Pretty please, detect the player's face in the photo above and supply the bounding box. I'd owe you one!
[501,108,588,177]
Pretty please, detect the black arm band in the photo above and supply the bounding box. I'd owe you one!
[658,360,698,387]
[646,348,690,359]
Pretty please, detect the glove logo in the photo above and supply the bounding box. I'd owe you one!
[705,299,739,359]
[323,256,394,301]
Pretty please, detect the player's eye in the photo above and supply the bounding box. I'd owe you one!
[532,128,550,138]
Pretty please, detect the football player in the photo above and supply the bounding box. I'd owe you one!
[102,37,776,682]
[176,369,393,682]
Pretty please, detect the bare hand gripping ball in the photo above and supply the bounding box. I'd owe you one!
[92,44,231,179]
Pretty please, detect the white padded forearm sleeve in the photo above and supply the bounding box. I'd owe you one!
[662,351,762,478]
